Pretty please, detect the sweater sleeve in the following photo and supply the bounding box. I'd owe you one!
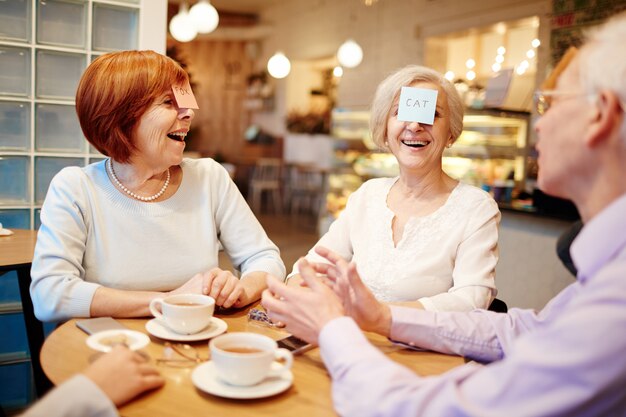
[20,375,117,417]
[419,195,500,311]
[30,168,101,322]
[210,161,286,280]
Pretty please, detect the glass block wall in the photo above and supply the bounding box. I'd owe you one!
[0,0,145,230]
[0,0,166,410]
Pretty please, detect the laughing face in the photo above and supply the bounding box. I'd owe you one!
[133,90,194,168]
[385,81,453,174]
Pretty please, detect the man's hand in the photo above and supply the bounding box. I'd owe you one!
[312,246,392,337]
[83,345,164,406]
[262,258,345,344]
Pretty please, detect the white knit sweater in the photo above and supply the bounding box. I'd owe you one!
[31,158,285,322]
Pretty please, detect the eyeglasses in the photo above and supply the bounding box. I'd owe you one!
[247,308,280,328]
[156,342,207,367]
[534,90,595,115]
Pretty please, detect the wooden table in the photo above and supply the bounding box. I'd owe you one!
[0,229,52,396]
[41,309,464,416]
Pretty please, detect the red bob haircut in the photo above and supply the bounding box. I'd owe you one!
[75,50,189,163]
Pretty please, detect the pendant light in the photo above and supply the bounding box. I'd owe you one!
[169,2,197,42]
[337,39,363,68]
[267,52,291,79]
[189,0,219,34]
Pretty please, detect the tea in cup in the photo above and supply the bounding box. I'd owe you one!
[149,294,215,334]
[209,332,293,386]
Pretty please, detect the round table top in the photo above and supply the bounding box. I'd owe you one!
[41,308,464,417]
[0,229,38,269]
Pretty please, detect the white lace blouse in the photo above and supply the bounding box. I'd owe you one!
[291,177,500,311]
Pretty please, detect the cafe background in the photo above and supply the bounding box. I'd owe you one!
[1,0,624,412]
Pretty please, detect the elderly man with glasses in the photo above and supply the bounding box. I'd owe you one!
[262,12,626,417]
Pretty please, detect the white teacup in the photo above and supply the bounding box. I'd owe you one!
[149,294,215,335]
[209,332,293,386]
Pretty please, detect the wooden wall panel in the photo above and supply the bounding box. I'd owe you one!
[169,39,257,162]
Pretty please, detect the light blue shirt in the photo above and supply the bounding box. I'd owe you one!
[319,193,626,416]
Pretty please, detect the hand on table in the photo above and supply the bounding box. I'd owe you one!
[82,345,164,407]
[170,268,245,308]
[312,246,392,337]
[261,258,345,345]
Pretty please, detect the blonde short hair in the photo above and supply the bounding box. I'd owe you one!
[369,65,464,151]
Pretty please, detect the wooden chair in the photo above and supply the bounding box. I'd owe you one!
[248,158,282,214]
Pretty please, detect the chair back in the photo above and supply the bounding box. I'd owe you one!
[488,298,508,313]
[251,158,281,186]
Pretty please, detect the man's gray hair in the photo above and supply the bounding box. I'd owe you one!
[579,12,626,137]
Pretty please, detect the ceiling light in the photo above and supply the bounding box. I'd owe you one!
[526,49,536,59]
[169,3,197,42]
[337,39,363,68]
[465,59,476,69]
[333,66,344,77]
[444,71,455,81]
[497,46,506,55]
[515,62,529,75]
[466,70,476,81]
[532,39,541,48]
[495,55,504,64]
[491,63,501,72]
[267,52,291,79]
[189,0,219,34]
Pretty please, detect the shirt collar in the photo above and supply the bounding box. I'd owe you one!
[571,193,626,283]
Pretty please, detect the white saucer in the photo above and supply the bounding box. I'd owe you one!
[0,228,14,236]
[86,330,150,352]
[145,317,227,342]
[191,361,293,399]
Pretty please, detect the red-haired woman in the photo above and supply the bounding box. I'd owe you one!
[31,50,285,322]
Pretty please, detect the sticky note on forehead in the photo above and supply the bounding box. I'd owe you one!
[172,81,199,109]
[397,86,438,125]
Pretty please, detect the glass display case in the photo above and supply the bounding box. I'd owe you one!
[442,109,532,210]
[322,108,535,232]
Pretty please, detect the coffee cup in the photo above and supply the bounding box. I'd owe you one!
[149,294,215,335]
[209,332,293,386]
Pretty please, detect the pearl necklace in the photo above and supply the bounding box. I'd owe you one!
[107,159,170,202]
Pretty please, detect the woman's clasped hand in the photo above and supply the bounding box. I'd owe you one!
[170,268,249,309]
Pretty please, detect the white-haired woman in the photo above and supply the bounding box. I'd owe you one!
[288,65,500,312]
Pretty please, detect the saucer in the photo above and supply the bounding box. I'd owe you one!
[145,317,227,342]
[86,330,150,352]
[191,361,293,399]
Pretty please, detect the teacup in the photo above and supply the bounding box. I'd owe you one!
[149,294,215,335]
[209,332,293,386]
